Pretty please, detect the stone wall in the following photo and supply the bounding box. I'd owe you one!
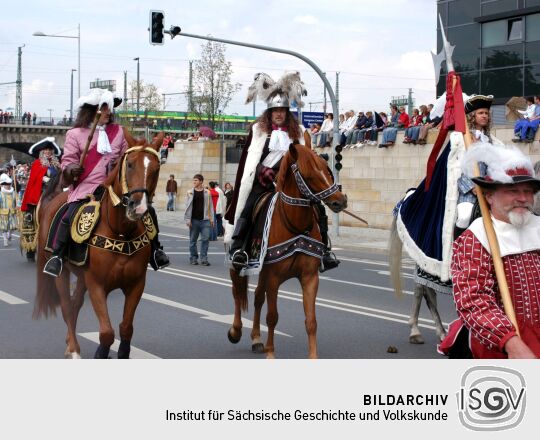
[153,127,540,228]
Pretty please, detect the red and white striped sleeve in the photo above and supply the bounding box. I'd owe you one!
[451,231,517,352]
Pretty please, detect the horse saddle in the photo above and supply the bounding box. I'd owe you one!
[71,199,100,244]
[248,191,274,260]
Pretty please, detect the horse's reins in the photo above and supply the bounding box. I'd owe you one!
[107,146,161,208]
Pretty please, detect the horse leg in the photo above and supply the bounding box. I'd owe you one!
[300,272,319,359]
[251,275,266,354]
[423,287,447,342]
[87,283,114,359]
[228,269,247,344]
[56,269,81,359]
[71,276,86,331]
[264,279,280,359]
[408,284,424,344]
[118,281,145,359]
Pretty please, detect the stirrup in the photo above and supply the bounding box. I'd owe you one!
[319,251,340,273]
[43,255,63,277]
[150,248,170,271]
[231,249,249,271]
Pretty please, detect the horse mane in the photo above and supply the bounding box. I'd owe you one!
[276,149,294,192]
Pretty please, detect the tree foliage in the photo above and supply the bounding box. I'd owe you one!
[127,79,162,112]
[190,39,241,128]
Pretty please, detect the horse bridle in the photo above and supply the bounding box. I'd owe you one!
[280,162,339,207]
[107,146,161,207]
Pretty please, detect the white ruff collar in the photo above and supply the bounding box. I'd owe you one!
[468,215,540,257]
[268,129,291,152]
[1,187,14,194]
[96,125,112,154]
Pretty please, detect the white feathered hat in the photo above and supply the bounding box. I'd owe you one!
[245,71,307,109]
[0,173,12,185]
[76,88,122,110]
[462,143,540,192]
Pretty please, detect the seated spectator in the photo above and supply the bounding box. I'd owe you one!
[379,105,409,148]
[351,111,374,148]
[403,107,423,144]
[513,96,536,142]
[312,113,334,148]
[363,112,387,146]
[345,111,367,148]
[338,110,357,146]
[417,104,440,145]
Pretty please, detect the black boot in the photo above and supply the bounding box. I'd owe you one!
[147,205,170,270]
[316,203,340,273]
[43,221,69,277]
[229,218,249,270]
[150,236,170,270]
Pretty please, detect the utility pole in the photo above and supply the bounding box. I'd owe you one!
[188,60,193,113]
[123,71,127,110]
[323,72,327,113]
[134,57,140,113]
[70,68,76,123]
[407,88,414,115]
[15,45,24,122]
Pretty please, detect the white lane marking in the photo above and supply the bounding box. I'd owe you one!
[337,256,414,270]
[318,275,415,295]
[160,232,189,239]
[0,290,28,305]
[142,292,291,337]
[362,268,414,279]
[77,332,161,359]
[158,267,447,327]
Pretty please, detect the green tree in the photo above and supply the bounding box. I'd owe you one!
[128,79,162,112]
[190,39,241,128]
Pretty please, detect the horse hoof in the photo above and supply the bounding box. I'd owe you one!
[266,351,276,360]
[227,327,242,344]
[409,335,425,344]
[118,339,131,359]
[94,345,111,359]
[252,342,265,354]
[64,349,82,359]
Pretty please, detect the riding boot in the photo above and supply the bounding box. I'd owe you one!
[316,203,340,273]
[147,205,170,271]
[43,220,69,277]
[229,218,249,270]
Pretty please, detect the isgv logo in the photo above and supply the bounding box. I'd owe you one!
[458,366,526,431]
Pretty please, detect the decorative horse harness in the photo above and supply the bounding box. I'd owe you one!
[71,146,161,256]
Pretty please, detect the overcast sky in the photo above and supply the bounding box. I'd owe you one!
[0,0,438,120]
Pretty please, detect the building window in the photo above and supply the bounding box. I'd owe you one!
[483,20,507,47]
[507,18,523,41]
[526,13,540,42]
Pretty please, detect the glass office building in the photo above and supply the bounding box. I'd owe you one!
[437,0,540,103]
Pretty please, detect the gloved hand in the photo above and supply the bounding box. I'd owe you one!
[257,164,276,188]
[63,163,85,184]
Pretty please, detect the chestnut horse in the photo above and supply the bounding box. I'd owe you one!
[33,132,163,359]
[228,139,347,359]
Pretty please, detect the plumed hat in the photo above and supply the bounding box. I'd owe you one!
[28,137,62,157]
[76,88,122,110]
[462,143,540,192]
[0,173,12,185]
[245,71,307,110]
[464,94,493,114]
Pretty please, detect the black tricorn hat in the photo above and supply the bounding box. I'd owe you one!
[464,94,494,114]
[28,137,62,158]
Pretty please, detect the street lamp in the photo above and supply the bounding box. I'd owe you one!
[47,108,53,123]
[70,68,77,124]
[133,57,140,114]
[33,24,81,98]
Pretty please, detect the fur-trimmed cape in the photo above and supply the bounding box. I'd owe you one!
[223,122,305,244]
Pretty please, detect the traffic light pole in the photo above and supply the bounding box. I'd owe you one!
[169,30,341,236]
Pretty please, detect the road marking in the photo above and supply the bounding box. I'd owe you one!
[318,275,415,295]
[0,290,28,305]
[77,332,161,359]
[160,232,189,239]
[142,292,291,337]
[158,267,447,328]
[336,256,414,270]
[362,268,414,279]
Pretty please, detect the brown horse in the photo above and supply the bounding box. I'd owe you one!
[33,131,163,359]
[228,138,348,359]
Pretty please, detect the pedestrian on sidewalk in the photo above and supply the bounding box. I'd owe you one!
[0,173,17,246]
[214,182,225,237]
[184,174,214,266]
[166,174,177,211]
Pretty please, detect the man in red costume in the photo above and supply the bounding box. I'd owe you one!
[450,145,540,359]
[20,137,61,261]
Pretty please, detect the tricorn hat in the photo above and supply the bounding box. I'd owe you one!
[464,94,493,114]
[462,143,540,193]
[76,88,122,110]
[245,71,307,110]
[28,137,62,157]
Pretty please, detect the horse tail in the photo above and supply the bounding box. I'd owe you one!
[33,232,60,319]
[389,214,404,298]
[230,269,249,312]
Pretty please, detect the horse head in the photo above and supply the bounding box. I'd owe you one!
[276,141,348,213]
[105,130,163,221]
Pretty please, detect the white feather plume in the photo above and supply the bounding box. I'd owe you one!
[245,73,276,104]
[462,142,534,182]
[275,70,307,108]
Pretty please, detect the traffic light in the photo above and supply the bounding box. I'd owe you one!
[334,144,343,171]
[150,10,164,45]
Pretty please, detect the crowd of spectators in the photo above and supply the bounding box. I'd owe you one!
[0,162,31,205]
[513,95,540,143]
[309,103,440,149]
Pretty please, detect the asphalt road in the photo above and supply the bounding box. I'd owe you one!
[0,224,459,359]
